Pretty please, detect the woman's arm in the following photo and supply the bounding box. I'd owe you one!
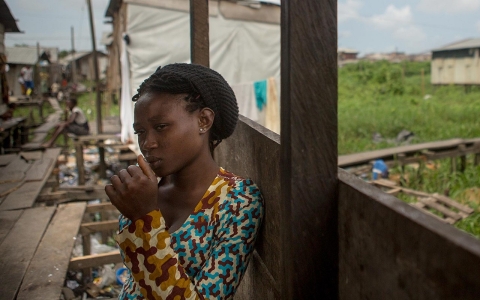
[117,182,263,300]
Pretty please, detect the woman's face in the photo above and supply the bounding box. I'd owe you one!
[133,92,206,177]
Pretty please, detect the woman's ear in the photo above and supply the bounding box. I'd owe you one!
[198,108,215,133]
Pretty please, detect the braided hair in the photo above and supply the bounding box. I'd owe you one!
[132,63,239,152]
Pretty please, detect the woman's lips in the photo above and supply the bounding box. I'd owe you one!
[145,156,162,169]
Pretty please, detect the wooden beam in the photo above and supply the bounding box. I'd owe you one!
[281,0,338,298]
[80,220,118,235]
[69,250,122,270]
[85,202,117,213]
[190,0,209,66]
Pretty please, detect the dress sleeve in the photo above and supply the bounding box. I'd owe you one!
[116,182,264,300]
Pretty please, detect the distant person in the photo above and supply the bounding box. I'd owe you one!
[18,74,26,95]
[21,65,34,96]
[42,98,89,148]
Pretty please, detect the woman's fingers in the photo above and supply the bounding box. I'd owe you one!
[110,174,125,193]
[118,169,131,183]
[137,155,157,182]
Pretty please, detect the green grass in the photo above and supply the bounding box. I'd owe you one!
[339,60,480,239]
[339,61,480,154]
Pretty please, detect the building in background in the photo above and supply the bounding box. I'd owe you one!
[0,0,21,110]
[431,38,480,86]
[58,51,108,82]
[5,46,61,96]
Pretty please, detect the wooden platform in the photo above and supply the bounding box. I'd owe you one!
[339,138,480,168]
[371,179,474,224]
[0,149,61,210]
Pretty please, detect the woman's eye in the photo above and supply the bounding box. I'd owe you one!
[133,130,144,135]
[155,124,167,131]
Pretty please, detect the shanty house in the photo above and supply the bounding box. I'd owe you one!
[5,46,59,96]
[59,51,108,82]
[0,0,21,104]
[431,38,480,85]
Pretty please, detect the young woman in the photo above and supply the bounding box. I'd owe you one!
[105,63,264,300]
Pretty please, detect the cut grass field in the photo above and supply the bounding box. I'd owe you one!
[339,60,480,239]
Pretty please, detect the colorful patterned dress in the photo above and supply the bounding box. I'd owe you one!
[117,168,264,300]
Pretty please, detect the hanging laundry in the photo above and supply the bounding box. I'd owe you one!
[231,82,259,123]
[253,79,267,111]
[265,77,280,134]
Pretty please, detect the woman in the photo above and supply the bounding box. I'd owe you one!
[105,63,264,300]
[42,98,89,148]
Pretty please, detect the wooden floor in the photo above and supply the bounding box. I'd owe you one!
[0,149,87,299]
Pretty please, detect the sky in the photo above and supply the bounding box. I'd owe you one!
[4,0,111,52]
[339,0,480,55]
[4,0,480,56]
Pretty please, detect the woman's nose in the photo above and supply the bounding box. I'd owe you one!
[141,132,158,150]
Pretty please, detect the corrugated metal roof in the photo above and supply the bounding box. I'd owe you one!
[5,46,59,64]
[58,50,107,65]
[432,38,480,52]
[0,0,21,32]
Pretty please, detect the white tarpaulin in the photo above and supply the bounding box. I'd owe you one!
[120,3,281,141]
[125,3,280,92]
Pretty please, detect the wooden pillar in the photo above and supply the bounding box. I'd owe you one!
[190,0,209,67]
[87,0,106,179]
[281,0,338,298]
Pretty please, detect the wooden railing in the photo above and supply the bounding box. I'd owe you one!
[217,118,480,299]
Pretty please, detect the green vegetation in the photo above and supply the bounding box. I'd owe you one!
[339,60,480,239]
[339,60,480,154]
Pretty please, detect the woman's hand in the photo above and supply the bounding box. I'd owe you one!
[105,155,159,221]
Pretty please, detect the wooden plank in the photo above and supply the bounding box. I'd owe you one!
[34,121,59,133]
[0,207,55,300]
[17,203,87,300]
[412,202,456,224]
[80,220,118,235]
[25,158,53,181]
[432,193,474,214]
[85,202,116,213]
[0,154,16,166]
[30,132,48,143]
[0,210,23,245]
[385,187,402,196]
[0,180,25,198]
[0,156,32,183]
[0,181,44,210]
[418,197,462,220]
[74,134,119,142]
[339,138,465,167]
[19,151,43,161]
[36,190,68,202]
[69,250,122,270]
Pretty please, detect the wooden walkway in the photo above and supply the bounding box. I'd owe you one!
[0,148,125,299]
[339,137,480,168]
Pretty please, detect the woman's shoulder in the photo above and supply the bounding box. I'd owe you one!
[215,168,263,210]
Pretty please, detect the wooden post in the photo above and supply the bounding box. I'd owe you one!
[190,0,209,67]
[71,26,77,84]
[281,0,338,298]
[86,0,106,179]
[421,68,425,96]
[459,144,466,172]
